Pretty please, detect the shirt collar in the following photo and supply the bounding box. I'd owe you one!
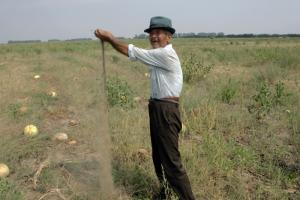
[164,44,172,49]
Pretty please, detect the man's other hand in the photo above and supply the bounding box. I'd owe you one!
[94,29,113,42]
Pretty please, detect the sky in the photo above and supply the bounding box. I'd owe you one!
[1,0,300,43]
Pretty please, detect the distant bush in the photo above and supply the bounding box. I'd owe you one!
[8,40,41,44]
[106,77,134,109]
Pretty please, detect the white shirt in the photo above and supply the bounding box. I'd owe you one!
[128,44,183,99]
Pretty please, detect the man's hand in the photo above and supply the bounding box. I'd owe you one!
[94,28,129,57]
[94,29,113,42]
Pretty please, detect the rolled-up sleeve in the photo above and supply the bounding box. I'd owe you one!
[128,44,172,71]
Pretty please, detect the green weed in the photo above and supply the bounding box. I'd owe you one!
[202,133,234,172]
[219,79,239,104]
[0,136,50,171]
[33,48,42,55]
[32,92,57,107]
[273,81,286,105]
[71,195,90,200]
[111,55,120,63]
[0,179,23,200]
[32,62,44,73]
[113,164,155,198]
[250,76,290,116]
[106,77,134,109]
[182,53,213,83]
[0,63,7,70]
[253,79,273,113]
[35,168,55,193]
[288,111,300,160]
[7,103,22,120]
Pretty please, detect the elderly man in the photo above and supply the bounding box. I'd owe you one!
[95,16,195,200]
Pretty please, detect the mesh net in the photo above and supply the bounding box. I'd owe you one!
[42,46,115,199]
[0,42,116,199]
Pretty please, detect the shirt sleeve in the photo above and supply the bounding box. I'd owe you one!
[128,44,173,71]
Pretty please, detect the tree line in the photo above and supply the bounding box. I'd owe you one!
[134,32,300,39]
[7,38,92,44]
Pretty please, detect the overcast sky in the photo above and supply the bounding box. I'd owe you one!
[1,0,300,43]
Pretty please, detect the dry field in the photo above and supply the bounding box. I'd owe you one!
[0,38,299,199]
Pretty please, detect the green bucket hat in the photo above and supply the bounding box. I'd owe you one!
[144,16,176,34]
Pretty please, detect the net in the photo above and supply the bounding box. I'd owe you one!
[0,41,116,200]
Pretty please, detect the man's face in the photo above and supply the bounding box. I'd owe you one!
[149,29,172,49]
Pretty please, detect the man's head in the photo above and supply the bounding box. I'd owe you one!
[148,29,172,49]
[144,16,175,48]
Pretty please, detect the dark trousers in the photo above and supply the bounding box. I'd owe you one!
[148,99,195,200]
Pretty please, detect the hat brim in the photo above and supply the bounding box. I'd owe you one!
[144,26,175,34]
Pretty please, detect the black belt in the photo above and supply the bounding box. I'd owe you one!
[161,97,179,102]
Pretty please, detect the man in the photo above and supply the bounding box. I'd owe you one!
[95,16,195,200]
